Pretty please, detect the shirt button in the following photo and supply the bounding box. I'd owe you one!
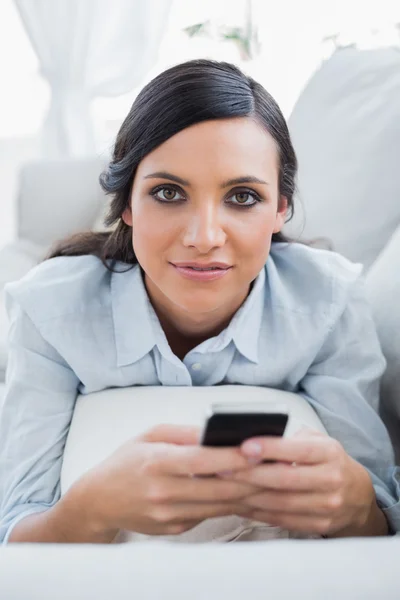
[191,362,202,371]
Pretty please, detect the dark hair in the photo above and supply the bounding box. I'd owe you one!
[48,59,298,271]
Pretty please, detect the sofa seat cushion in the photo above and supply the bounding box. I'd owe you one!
[1,537,400,600]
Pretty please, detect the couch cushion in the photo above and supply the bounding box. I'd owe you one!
[287,47,400,270]
[365,225,400,460]
[17,158,107,247]
[0,538,399,600]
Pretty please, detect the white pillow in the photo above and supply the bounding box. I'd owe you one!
[62,385,327,544]
[287,47,400,270]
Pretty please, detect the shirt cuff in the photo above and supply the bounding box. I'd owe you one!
[2,507,49,545]
[374,485,400,535]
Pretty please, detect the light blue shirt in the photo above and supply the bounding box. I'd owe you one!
[1,242,400,543]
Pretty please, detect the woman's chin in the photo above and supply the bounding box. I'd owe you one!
[172,293,227,316]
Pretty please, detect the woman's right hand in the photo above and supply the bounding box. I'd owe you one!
[83,424,258,537]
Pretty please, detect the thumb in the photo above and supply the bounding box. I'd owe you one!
[138,424,201,446]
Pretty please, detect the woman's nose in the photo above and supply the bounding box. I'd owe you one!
[182,205,226,252]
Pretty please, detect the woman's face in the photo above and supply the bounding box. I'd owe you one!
[123,117,287,318]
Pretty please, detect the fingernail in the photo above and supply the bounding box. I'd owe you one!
[242,441,262,456]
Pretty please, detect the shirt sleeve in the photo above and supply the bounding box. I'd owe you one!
[299,275,400,533]
[0,295,79,544]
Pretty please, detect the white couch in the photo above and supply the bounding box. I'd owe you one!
[1,46,400,599]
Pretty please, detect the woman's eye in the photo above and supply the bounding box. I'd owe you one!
[228,191,260,207]
[152,186,184,202]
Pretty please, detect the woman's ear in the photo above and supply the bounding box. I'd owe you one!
[273,195,288,233]
[122,207,133,226]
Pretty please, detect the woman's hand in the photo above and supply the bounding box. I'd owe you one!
[226,429,388,537]
[85,424,260,538]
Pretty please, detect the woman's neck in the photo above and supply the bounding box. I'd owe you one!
[144,277,250,361]
[156,311,231,361]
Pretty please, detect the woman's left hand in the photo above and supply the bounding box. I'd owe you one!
[225,429,387,537]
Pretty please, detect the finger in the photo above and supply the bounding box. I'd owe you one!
[164,501,245,523]
[244,490,339,516]
[138,424,201,446]
[156,445,250,476]
[236,509,331,536]
[231,463,338,492]
[150,475,261,503]
[240,436,339,465]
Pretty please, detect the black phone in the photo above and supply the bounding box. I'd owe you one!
[200,402,289,447]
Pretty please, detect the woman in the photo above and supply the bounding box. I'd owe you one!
[1,59,399,544]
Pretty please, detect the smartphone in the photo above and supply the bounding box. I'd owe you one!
[200,402,288,447]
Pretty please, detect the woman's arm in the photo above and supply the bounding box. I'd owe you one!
[325,456,389,537]
[228,275,399,536]
[0,299,82,544]
[298,276,400,533]
[0,291,269,544]
[7,471,119,544]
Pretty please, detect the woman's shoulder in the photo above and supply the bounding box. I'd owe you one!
[267,242,363,319]
[4,255,118,325]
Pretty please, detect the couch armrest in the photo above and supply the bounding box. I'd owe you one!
[0,537,399,600]
[0,240,45,289]
[17,158,107,247]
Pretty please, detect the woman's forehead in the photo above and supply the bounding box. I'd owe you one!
[136,117,279,184]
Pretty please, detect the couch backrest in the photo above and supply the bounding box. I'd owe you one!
[16,157,108,247]
[366,224,400,461]
[287,46,400,271]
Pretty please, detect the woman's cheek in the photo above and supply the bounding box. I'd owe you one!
[133,218,178,268]
[232,212,274,250]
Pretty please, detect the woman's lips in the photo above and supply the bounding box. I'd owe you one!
[170,263,232,282]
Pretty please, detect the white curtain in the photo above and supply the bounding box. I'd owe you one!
[14,0,172,158]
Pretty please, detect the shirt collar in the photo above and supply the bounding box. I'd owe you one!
[194,267,265,364]
[111,262,266,367]
[231,267,265,363]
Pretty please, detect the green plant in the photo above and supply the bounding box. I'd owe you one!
[183,0,260,61]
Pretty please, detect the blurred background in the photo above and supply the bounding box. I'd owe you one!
[0,0,399,250]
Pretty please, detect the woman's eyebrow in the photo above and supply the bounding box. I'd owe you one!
[143,172,269,188]
[143,172,190,186]
[221,176,269,187]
